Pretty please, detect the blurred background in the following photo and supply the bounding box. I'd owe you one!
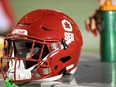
[8,0,100,59]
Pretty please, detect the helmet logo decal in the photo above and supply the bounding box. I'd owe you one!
[62,19,72,31]
[12,29,28,35]
[61,19,74,45]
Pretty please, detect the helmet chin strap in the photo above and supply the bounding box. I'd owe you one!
[7,60,37,81]
[7,54,49,81]
[5,64,37,87]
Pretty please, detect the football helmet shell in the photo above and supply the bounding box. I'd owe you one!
[1,9,83,83]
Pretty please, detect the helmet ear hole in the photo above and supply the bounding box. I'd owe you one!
[60,56,71,63]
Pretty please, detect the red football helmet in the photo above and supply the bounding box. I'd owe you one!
[1,9,83,83]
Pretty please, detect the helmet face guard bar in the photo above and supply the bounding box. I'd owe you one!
[1,34,61,82]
